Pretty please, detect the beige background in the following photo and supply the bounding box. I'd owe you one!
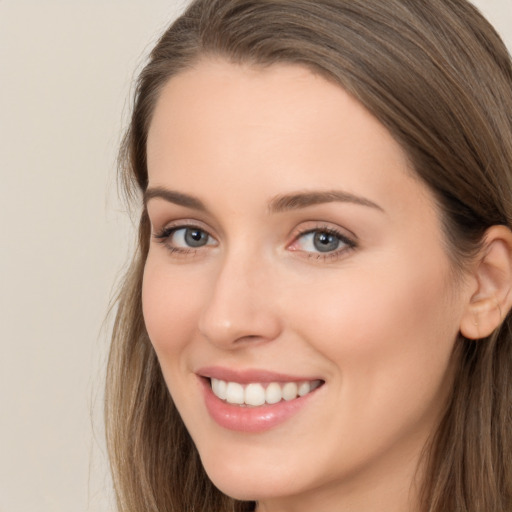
[0,1,510,511]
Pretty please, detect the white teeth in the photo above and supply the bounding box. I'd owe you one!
[217,379,227,399]
[298,381,311,397]
[265,382,282,404]
[210,378,322,406]
[282,382,298,401]
[244,383,266,406]
[211,378,227,400]
[211,378,220,396]
[226,382,244,404]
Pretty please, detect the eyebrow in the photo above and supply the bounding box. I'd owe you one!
[144,186,384,214]
[144,187,208,211]
[268,190,384,213]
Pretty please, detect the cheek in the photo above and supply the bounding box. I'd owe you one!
[292,263,455,352]
[287,256,461,425]
[141,256,204,360]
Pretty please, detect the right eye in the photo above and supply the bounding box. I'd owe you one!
[171,227,211,248]
[153,226,217,253]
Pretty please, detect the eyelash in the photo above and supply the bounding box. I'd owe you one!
[153,224,214,257]
[289,225,357,262]
[152,223,357,262]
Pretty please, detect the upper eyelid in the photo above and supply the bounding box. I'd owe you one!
[291,227,356,248]
[290,221,357,243]
[296,225,352,238]
[154,224,217,244]
[151,218,216,236]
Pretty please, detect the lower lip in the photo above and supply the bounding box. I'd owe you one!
[200,378,320,433]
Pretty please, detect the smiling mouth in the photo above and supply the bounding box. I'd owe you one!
[209,378,324,407]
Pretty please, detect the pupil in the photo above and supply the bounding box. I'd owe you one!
[185,228,207,247]
[313,232,339,252]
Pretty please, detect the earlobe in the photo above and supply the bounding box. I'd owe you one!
[460,225,512,340]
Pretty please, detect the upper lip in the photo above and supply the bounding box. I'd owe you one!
[197,366,324,384]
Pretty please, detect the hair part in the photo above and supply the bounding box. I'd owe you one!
[106,1,512,510]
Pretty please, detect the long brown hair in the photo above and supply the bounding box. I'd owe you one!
[105,1,512,510]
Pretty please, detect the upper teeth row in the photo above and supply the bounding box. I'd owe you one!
[211,378,321,406]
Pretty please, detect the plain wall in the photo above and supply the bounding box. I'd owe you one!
[0,1,510,511]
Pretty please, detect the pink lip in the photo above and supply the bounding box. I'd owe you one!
[197,367,324,433]
[197,365,321,384]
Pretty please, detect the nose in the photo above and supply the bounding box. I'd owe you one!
[198,251,282,348]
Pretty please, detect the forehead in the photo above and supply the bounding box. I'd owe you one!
[148,58,399,144]
[146,58,432,217]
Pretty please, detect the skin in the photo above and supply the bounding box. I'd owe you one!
[142,59,477,512]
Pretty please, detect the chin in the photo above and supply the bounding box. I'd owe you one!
[198,449,301,502]
[207,474,290,503]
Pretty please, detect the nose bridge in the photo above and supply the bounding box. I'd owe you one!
[198,241,281,347]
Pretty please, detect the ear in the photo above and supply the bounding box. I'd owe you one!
[460,225,512,340]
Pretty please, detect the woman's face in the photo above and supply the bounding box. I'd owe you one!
[143,59,472,510]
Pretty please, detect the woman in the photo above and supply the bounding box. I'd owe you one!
[105,1,512,510]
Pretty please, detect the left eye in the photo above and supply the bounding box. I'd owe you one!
[294,230,350,253]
